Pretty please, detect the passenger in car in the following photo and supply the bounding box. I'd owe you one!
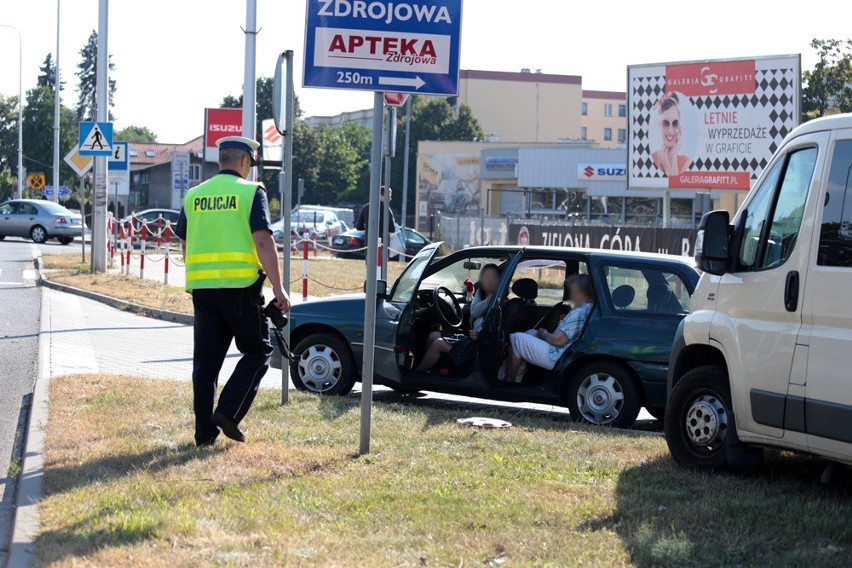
[414,264,501,373]
[503,274,595,382]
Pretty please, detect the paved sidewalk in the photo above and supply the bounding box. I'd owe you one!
[41,287,291,392]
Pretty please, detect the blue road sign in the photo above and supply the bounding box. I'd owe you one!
[304,0,462,96]
[109,141,129,171]
[43,185,72,198]
[78,121,114,156]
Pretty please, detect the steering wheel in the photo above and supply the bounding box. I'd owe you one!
[432,286,463,328]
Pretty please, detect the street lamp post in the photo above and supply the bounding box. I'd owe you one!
[53,0,61,204]
[0,24,23,199]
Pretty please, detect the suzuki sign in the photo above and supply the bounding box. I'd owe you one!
[204,108,244,163]
[577,163,627,181]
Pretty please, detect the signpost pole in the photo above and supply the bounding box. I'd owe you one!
[79,176,85,263]
[280,50,295,405]
[381,107,391,279]
[242,0,258,181]
[360,92,384,455]
[400,96,412,234]
[52,0,60,204]
[91,0,109,273]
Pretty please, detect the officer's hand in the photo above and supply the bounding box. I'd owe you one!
[273,286,291,313]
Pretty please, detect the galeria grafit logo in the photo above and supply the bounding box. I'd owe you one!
[700,66,719,94]
[583,165,595,178]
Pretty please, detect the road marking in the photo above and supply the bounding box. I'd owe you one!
[22,269,36,281]
[0,282,23,286]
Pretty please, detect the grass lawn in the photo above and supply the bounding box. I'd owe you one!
[40,254,406,315]
[37,375,852,567]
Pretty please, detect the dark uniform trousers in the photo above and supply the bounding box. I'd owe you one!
[191,274,272,445]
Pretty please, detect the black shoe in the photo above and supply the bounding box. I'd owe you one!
[211,411,246,443]
[196,436,218,448]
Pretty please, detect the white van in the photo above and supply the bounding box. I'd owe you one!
[665,113,852,472]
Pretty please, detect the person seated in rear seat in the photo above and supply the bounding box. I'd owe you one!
[414,264,501,373]
[502,274,594,382]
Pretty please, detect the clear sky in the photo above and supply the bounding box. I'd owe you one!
[1,0,850,143]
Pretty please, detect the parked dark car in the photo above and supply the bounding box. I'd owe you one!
[286,245,700,428]
[0,199,83,244]
[331,224,432,261]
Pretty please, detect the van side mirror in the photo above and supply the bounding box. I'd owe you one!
[695,210,730,275]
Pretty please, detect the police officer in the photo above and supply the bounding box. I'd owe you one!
[175,136,290,446]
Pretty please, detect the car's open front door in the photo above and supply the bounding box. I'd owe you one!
[373,243,443,382]
[476,251,524,381]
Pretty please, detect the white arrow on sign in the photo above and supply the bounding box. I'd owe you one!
[378,76,426,90]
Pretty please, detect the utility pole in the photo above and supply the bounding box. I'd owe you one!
[91,0,109,272]
[242,0,258,180]
[52,0,61,203]
[278,50,295,405]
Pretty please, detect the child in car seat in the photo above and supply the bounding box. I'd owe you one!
[414,263,501,373]
[502,274,594,382]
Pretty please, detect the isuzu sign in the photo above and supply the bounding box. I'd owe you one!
[628,55,800,191]
[304,0,462,96]
[204,108,244,163]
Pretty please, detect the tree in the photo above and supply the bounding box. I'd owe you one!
[21,86,79,188]
[75,31,116,121]
[37,53,65,91]
[116,125,157,143]
[802,38,852,121]
[0,94,19,177]
[388,97,484,223]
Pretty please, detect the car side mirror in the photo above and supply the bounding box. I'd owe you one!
[694,210,730,275]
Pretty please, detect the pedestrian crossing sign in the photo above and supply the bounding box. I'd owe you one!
[78,121,113,156]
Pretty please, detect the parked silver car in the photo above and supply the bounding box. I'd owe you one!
[0,199,83,244]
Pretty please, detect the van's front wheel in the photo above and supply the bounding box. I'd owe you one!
[665,365,733,470]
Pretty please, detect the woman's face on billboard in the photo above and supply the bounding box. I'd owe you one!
[660,105,681,149]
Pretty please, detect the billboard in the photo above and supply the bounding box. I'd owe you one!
[204,108,243,163]
[628,55,800,191]
[416,152,480,229]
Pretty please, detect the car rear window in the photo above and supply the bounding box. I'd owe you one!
[603,264,691,315]
[37,201,72,215]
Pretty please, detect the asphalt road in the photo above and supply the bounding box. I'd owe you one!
[0,237,43,565]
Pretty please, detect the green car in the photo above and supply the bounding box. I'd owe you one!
[287,244,700,428]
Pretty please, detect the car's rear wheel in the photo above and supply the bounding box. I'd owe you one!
[566,361,641,428]
[665,365,736,471]
[290,332,356,396]
[58,237,72,245]
[30,225,47,244]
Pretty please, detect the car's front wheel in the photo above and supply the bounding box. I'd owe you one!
[30,225,47,244]
[290,332,356,396]
[566,361,641,428]
[664,365,734,471]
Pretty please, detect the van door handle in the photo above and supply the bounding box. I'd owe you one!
[784,270,799,312]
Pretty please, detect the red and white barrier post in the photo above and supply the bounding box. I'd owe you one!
[376,238,383,282]
[126,218,135,276]
[302,237,309,301]
[156,214,163,250]
[139,223,147,280]
[312,228,317,258]
[119,221,126,272]
[108,216,115,263]
[164,220,171,286]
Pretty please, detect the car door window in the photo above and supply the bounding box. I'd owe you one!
[421,255,508,295]
[603,264,691,315]
[737,147,818,271]
[17,203,37,215]
[0,203,16,215]
[510,259,568,304]
[818,139,852,267]
[405,229,426,245]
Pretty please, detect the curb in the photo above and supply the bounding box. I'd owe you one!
[7,280,51,567]
[33,257,194,326]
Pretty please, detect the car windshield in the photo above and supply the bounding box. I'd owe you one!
[293,211,326,224]
[390,249,436,303]
[38,201,73,215]
[421,255,508,294]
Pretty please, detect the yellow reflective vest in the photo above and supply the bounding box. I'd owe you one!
[183,173,262,291]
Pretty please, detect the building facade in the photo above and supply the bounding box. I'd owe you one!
[580,90,628,148]
[128,137,218,211]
